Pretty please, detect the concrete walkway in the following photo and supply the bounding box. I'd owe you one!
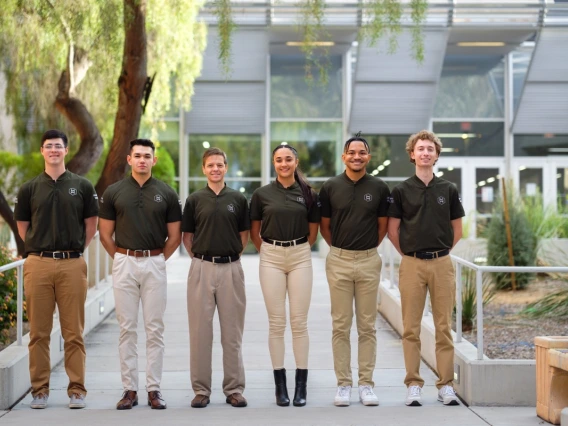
[0,254,543,425]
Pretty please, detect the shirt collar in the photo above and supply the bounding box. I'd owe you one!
[128,175,154,188]
[341,171,369,184]
[274,179,299,190]
[411,174,437,188]
[41,169,70,182]
[205,183,227,195]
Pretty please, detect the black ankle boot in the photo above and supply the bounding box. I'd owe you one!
[273,368,290,406]
[293,369,308,407]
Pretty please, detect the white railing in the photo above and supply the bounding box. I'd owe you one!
[0,231,111,347]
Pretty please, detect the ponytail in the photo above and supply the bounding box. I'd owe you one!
[294,169,315,210]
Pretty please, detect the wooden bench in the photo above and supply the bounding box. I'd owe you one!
[536,337,568,425]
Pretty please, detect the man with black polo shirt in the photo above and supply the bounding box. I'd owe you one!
[99,139,181,411]
[182,147,249,409]
[387,130,464,407]
[319,136,390,407]
[15,129,98,410]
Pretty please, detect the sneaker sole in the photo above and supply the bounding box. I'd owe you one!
[30,405,47,409]
[405,400,422,407]
[69,404,86,409]
[334,401,350,407]
[438,397,459,406]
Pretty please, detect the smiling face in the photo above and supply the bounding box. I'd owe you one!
[410,139,439,168]
[202,154,227,185]
[41,138,68,167]
[273,147,298,180]
[342,140,370,173]
[127,145,157,176]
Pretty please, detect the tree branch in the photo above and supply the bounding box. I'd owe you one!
[0,190,24,256]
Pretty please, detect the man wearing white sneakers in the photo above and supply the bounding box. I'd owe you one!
[320,135,390,407]
[387,130,464,407]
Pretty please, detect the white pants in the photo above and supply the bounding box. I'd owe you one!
[112,253,167,392]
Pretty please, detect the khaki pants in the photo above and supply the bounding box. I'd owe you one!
[399,255,455,389]
[325,246,382,387]
[112,253,168,392]
[187,258,246,396]
[259,241,313,369]
[23,255,88,397]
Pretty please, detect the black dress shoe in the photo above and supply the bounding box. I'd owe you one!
[273,368,290,406]
[293,369,308,407]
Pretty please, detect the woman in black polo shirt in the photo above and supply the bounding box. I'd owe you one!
[250,144,320,407]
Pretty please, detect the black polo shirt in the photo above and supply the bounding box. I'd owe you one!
[14,170,99,255]
[182,184,250,256]
[319,172,390,250]
[250,180,320,241]
[388,174,465,254]
[99,176,182,250]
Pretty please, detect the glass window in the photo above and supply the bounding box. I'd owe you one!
[434,55,504,118]
[364,135,415,178]
[188,134,261,178]
[476,168,500,214]
[433,122,504,156]
[514,134,568,156]
[270,122,341,177]
[271,55,342,119]
[519,167,542,199]
[557,168,568,213]
[512,50,533,113]
[437,167,462,195]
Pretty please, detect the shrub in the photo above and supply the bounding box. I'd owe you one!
[487,189,536,290]
[152,147,177,190]
[0,246,27,345]
[455,269,496,332]
[522,289,568,319]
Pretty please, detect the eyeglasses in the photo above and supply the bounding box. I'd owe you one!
[43,144,66,150]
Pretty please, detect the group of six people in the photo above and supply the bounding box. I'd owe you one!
[14,128,464,411]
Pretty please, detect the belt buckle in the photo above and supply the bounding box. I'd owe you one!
[212,256,220,264]
[134,249,150,258]
[425,252,436,260]
[52,251,62,259]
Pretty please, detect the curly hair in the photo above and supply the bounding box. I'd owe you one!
[405,130,443,164]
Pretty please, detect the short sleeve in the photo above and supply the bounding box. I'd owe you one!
[181,196,196,233]
[387,186,402,218]
[249,190,263,221]
[377,183,391,217]
[98,187,116,221]
[239,195,251,231]
[319,185,331,218]
[166,189,182,223]
[82,180,99,218]
[14,184,31,221]
[308,190,321,223]
[449,184,466,220]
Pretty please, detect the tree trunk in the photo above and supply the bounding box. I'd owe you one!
[0,190,25,256]
[95,0,148,197]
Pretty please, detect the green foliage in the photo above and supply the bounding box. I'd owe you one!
[299,0,330,86]
[0,246,27,345]
[153,147,177,190]
[522,289,568,319]
[0,151,44,201]
[487,189,536,290]
[521,194,568,239]
[213,0,235,78]
[455,269,495,332]
[410,0,428,62]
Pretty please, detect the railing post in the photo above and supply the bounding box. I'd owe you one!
[456,262,462,343]
[389,240,395,289]
[17,263,23,346]
[95,234,100,289]
[476,269,484,360]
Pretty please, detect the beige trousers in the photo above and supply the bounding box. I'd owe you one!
[399,255,456,389]
[187,258,246,396]
[325,246,382,387]
[112,253,168,392]
[24,255,88,397]
[259,241,313,369]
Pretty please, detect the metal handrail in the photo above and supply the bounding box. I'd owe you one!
[0,231,111,347]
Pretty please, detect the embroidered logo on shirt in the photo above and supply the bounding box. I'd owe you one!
[297,196,305,204]
[387,196,394,204]
[437,196,446,205]
[364,193,372,202]
[93,194,98,200]
[154,195,162,202]
[227,204,235,213]
[69,188,77,196]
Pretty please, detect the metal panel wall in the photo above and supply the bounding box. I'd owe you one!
[349,30,448,134]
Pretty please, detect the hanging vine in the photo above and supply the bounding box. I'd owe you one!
[214,0,235,77]
[410,0,428,63]
[299,0,330,86]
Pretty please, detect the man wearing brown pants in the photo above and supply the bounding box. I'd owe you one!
[15,129,98,409]
[387,130,464,407]
[182,148,250,408]
[319,135,390,407]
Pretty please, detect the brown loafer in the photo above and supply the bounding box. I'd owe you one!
[226,393,247,407]
[147,391,167,409]
[191,394,210,408]
[116,390,138,410]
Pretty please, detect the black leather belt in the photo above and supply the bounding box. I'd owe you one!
[262,236,308,247]
[407,249,450,260]
[29,251,82,259]
[193,253,240,264]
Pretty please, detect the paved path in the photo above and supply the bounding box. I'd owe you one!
[0,254,542,425]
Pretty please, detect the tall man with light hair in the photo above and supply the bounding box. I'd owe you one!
[387,130,464,407]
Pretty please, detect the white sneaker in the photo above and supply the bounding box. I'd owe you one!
[30,393,48,409]
[334,386,351,406]
[405,385,422,406]
[358,385,379,406]
[69,392,86,409]
[437,385,459,406]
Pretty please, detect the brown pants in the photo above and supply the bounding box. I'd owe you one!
[23,255,88,397]
[325,246,382,387]
[399,255,455,389]
[187,258,246,397]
